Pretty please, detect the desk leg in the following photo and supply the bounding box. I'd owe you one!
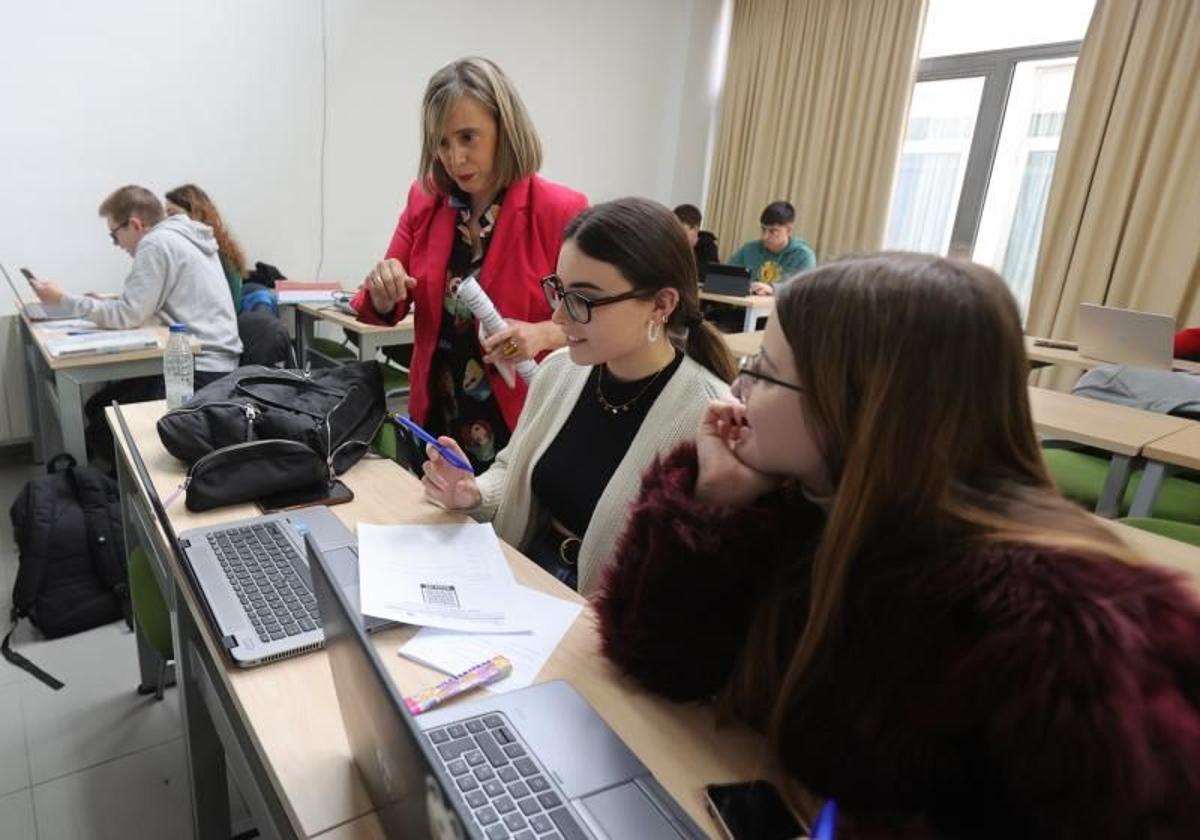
[175,593,232,840]
[55,370,88,465]
[296,310,315,369]
[20,319,47,463]
[742,307,758,333]
[1128,461,1172,518]
[1096,454,1135,519]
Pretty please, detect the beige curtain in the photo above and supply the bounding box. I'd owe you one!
[706,0,927,262]
[1027,0,1200,387]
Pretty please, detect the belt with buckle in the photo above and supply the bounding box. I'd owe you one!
[547,517,581,567]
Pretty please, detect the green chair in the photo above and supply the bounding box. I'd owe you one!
[1043,448,1200,524]
[308,336,357,365]
[1118,517,1200,548]
[373,421,400,462]
[128,546,173,700]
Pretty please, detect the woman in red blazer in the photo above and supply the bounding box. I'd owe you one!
[351,57,586,471]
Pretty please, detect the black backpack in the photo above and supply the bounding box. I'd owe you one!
[3,453,130,690]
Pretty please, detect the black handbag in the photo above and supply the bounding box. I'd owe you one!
[156,363,386,511]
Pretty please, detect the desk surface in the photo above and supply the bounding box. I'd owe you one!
[723,330,765,358]
[1102,519,1200,588]
[297,303,414,337]
[1028,386,1194,456]
[1142,423,1200,472]
[699,290,775,308]
[24,314,191,371]
[1024,336,1200,374]
[112,400,782,838]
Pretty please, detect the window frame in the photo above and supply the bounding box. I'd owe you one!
[916,40,1082,255]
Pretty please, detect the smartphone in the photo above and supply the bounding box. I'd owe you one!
[19,267,37,288]
[257,479,353,514]
[705,781,808,840]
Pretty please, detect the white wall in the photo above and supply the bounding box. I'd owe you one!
[320,0,725,282]
[0,1,324,309]
[0,0,726,442]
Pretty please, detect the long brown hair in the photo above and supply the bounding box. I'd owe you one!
[563,198,737,383]
[164,184,248,277]
[720,253,1138,731]
[418,57,543,196]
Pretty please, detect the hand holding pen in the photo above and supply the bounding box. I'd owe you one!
[396,415,483,511]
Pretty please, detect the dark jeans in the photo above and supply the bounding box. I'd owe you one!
[84,370,227,470]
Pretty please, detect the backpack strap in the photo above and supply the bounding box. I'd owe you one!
[63,466,132,628]
[1,619,64,690]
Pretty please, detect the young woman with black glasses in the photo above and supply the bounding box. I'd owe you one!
[420,197,736,592]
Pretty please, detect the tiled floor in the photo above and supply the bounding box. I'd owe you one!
[0,459,248,840]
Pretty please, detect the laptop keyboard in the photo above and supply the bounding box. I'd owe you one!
[207,522,320,643]
[427,712,588,840]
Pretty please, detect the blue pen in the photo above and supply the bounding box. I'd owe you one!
[393,414,475,474]
[812,799,837,840]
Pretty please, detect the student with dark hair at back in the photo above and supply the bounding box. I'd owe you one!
[673,204,718,269]
[421,198,736,594]
[728,201,815,295]
[597,253,1200,836]
[165,184,248,313]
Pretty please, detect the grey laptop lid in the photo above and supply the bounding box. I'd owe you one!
[1,263,73,320]
[308,531,483,840]
[1078,303,1175,370]
[703,263,752,296]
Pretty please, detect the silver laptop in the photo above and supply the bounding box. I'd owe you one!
[308,533,708,840]
[1078,303,1175,370]
[1,263,74,321]
[111,401,388,668]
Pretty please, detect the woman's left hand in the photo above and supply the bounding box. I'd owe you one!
[481,319,564,365]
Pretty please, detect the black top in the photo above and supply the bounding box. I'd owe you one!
[531,351,684,538]
[426,189,511,472]
[694,230,719,269]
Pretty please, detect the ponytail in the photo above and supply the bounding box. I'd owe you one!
[673,315,737,383]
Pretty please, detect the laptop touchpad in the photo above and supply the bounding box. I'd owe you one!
[579,783,685,838]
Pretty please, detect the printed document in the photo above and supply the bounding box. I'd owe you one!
[357,522,525,632]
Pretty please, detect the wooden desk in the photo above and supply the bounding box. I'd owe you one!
[295,303,414,367]
[108,401,782,839]
[1024,336,1200,374]
[1127,422,1200,517]
[1102,519,1200,589]
[19,315,196,465]
[1029,386,1194,517]
[699,291,774,332]
[723,330,765,359]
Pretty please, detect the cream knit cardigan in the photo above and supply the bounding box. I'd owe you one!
[472,348,731,595]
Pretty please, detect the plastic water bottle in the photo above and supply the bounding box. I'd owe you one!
[163,323,194,409]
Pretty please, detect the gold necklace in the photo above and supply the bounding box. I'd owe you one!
[595,361,671,416]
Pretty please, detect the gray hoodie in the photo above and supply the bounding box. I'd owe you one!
[65,215,242,372]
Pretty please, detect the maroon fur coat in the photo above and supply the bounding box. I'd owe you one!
[595,444,1200,838]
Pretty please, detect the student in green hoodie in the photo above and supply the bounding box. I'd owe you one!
[727,201,815,295]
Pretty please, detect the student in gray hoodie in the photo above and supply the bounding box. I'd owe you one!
[31,184,243,466]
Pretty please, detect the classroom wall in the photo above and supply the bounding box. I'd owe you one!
[0,0,727,444]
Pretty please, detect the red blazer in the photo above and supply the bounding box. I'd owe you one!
[352,174,587,428]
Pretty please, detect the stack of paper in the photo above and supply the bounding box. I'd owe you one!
[399,585,583,694]
[45,329,159,357]
[274,281,345,304]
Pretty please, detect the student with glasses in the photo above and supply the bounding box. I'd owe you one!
[596,253,1200,835]
[421,198,737,593]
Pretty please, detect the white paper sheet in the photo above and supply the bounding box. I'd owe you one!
[45,329,159,357]
[37,319,99,331]
[357,522,525,632]
[399,585,583,693]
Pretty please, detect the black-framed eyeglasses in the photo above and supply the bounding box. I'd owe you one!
[737,353,804,392]
[540,274,654,324]
[108,220,131,245]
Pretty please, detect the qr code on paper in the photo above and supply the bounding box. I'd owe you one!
[420,584,460,608]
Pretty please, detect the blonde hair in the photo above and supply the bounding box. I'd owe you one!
[98,185,164,227]
[418,57,543,196]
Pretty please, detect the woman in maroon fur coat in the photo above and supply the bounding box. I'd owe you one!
[595,253,1200,838]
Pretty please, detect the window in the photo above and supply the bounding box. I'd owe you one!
[885,0,1094,318]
